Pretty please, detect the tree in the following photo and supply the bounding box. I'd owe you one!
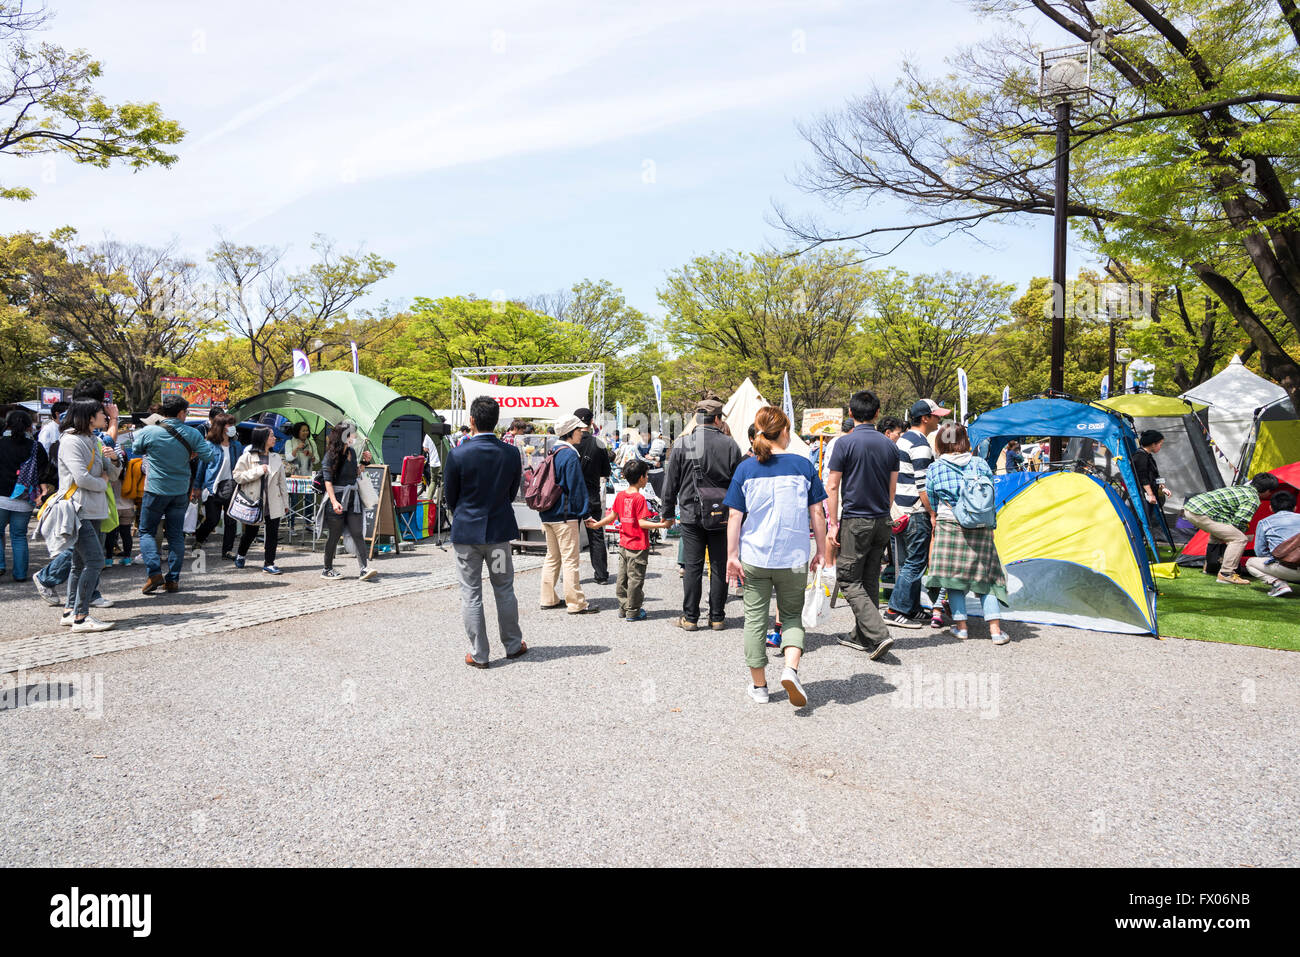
[209,235,394,392]
[7,229,214,409]
[862,269,1016,404]
[1,1,183,200]
[658,249,876,412]
[783,0,1300,404]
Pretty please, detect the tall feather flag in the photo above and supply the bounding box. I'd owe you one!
[1099,374,1110,399]
[782,373,794,424]
[651,376,663,432]
[350,341,359,374]
[292,349,310,377]
[615,400,625,437]
[1002,385,1010,407]
[957,368,968,424]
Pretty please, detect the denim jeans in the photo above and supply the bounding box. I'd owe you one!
[37,533,104,607]
[0,506,32,579]
[139,491,189,581]
[67,519,106,618]
[948,590,1002,622]
[888,509,934,619]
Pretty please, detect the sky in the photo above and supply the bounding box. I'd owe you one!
[1,0,1101,322]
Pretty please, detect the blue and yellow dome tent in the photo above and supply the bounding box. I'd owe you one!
[967,398,1159,635]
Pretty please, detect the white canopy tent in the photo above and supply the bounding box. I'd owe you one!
[682,377,810,457]
[1181,355,1289,482]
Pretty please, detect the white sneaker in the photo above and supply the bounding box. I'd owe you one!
[89,595,114,608]
[34,577,60,605]
[747,683,770,704]
[61,610,74,627]
[70,615,114,633]
[780,667,808,708]
[1268,582,1293,598]
[359,568,377,581]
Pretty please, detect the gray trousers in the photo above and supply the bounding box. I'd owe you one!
[455,542,524,664]
[837,515,892,645]
[67,519,106,619]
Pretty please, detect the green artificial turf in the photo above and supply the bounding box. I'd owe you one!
[1154,560,1300,651]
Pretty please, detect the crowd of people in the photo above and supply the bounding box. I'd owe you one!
[0,378,383,634]
[439,390,1027,709]
[4,378,1293,692]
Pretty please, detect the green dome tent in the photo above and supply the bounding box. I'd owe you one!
[228,371,443,465]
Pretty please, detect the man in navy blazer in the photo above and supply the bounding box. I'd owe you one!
[444,396,526,668]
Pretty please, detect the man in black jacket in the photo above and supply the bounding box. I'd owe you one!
[573,407,612,584]
[662,398,741,631]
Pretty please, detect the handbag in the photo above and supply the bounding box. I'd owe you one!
[801,565,832,629]
[356,468,378,509]
[1273,530,1300,569]
[227,475,265,525]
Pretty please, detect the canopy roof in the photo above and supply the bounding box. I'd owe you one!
[968,397,1156,553]
[228,371,440,463]
[1096,394,1206,417]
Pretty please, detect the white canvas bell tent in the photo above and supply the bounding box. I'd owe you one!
[1181,355,1289,482]
[681,378,810,457]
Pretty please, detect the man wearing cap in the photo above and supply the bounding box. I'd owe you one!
[661,397,742,631]
[538,414,595,614]
[885,398,949,628]
[573,408,612,585]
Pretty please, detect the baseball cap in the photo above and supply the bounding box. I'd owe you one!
[573,407,594,425]
[695,398,724,416]
[554,414,586,438]
[909,398,951,419]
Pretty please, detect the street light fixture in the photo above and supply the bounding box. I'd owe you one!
[1039,41,1096,459]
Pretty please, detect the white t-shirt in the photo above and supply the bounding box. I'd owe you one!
[422,434,441,468]
[38,420,60,451]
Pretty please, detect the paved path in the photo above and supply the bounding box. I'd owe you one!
[1,545,1296,866]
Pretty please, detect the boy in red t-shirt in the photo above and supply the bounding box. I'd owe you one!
[586,459,668,621]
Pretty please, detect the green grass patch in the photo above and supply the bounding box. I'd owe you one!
[1155,560,1300,651]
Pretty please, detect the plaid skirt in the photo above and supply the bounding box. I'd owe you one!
[923,518,1008,602]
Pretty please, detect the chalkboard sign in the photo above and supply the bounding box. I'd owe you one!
[359,465,399,559]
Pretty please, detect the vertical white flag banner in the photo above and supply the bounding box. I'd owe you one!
[782,373,794,424]
[616,401,625,436]
[651,375,663,430]
[292,349,310,377]
[350,341,359,374]
[1099,374,1110,399]
[1001,385,1010,407]
[957,367,968,424]
[1129,359,1154,393]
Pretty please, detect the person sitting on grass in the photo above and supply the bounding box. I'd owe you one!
[586,459,669,621]
[1183,473,1280,584]
[1243,488,1300,598]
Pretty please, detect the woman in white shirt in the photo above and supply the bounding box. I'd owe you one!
[723,407,828,709]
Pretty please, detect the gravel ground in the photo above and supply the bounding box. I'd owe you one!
[1,543,1297,867]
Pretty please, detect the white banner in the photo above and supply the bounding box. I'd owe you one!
[1099,374,1110,399]
[651,375,663,430]
[456,372,593,420]
[350,341,359,374]
[957,367,968,424]
[292,349,310,377]
[1001,385,1010,407]
[782,372,794,424]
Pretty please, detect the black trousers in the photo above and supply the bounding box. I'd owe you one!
[586,496,608,581]
[195,495,238,555]
[680,522,728,623]
[324,508,368,571]
[238,517,280,567]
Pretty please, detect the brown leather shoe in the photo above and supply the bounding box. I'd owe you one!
[464,653,488,669]
[674,617,698,631]
[506,641,529,659]
[710,620,726,631]
[142,574,165,595]
[164,581,179,593]
[539,601,566,610]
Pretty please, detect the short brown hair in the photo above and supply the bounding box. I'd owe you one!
[935,422,971,455]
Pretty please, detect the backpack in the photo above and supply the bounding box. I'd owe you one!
[14,441,42,503]
[523,447,563,512]
[948,459,997,530]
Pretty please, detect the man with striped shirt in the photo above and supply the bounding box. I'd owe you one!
[885,398,949,627]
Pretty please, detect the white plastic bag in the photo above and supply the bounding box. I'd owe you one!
[801,565,831,630]
[183,502,199,534]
